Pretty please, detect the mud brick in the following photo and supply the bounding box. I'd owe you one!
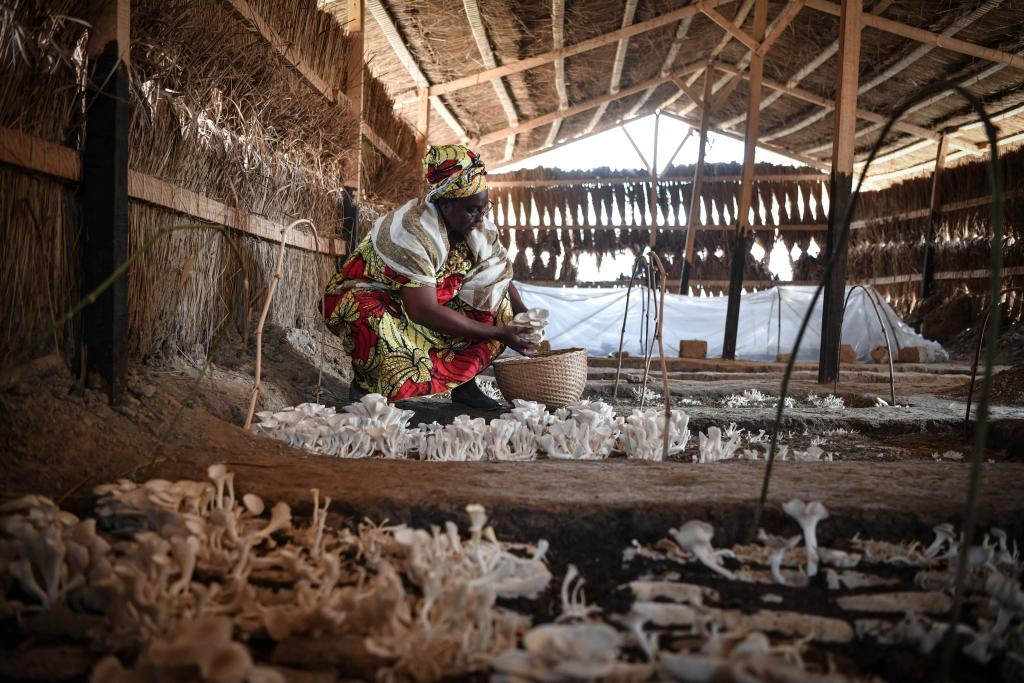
[679,339,708,359]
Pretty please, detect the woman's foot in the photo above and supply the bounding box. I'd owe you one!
[348,383,369,403]
[451,379,504,412]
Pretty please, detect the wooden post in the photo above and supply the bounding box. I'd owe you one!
[415,87,430,160]
[818,0,862,383]
[79,0,130,401]
[722,0,767,360]
[679,70,715,294]
[649,112,660,248]
[921,134,948,300]
[346,0,365,199]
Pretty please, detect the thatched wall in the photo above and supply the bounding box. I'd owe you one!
[849,145,1024,322]
[1,0,420,366]
[0,0,88,364]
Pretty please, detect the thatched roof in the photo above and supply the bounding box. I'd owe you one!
[320,0,1024,184]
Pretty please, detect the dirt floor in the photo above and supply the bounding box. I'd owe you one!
[3,325,1024,682]
[2,328,1023,546]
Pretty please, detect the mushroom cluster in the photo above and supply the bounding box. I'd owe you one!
[0,468,556,682]
[512,307,550,351]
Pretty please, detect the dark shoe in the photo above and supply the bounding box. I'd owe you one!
[348,383,368,403]
[451,379,505,412]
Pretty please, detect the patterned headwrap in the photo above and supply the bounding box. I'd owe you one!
[422,144,489,202]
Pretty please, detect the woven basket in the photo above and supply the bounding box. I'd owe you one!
[492,348,588,408]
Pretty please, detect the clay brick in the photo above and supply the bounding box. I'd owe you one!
[898,346,927,363]
[870,346,890,364]
[678,339,708,359]
[776,353,792,363]
[840,344,858,363]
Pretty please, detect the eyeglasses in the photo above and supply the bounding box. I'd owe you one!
[464,201,494,219]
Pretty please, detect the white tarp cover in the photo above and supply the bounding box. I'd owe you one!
[517,283,947,362]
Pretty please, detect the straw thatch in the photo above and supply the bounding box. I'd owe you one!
[1,0,423,366]
[0,0,89,363]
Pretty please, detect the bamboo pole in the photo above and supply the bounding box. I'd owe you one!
[818,0,862,384]
[722,0,767,360]
[649,112,660,248]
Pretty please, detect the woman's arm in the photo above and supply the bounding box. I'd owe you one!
[400,286,534,353]
[508,282,528,316]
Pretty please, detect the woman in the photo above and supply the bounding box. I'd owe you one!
[323,144,534,410]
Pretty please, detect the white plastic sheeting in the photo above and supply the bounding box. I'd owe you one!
[516,283,947,362]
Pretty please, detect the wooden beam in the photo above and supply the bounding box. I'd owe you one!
[364,0,467,141]
[713,62,981,153]
[545,0,569,148]
[472,61,706,146]
[0,126,80,181]
[345,0,365,193]
[818,0,862,385]
[763,0,1005,150]
[648,112,660,248]
[701,5,761,52]
[756,0,805,56]
[718,0,896,132]
[723,0,768,360]
[671,75,706,111]
[805,0,1024,72]
[81,0,131,401]
[0,123,347,256]
[680,72,715,295]
[670,0,756,115]
[921,134,948,301]
[128,172,346,255]
[409,0,735,101]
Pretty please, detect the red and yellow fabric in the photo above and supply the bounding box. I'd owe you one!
[423,144,489,201]
[324,231,512,402]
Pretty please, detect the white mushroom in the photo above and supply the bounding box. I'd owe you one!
[782,499,829,577]
[207,464,229,510]
[986,571,1024,637]
[923,522,956,559]
[242,494,264,517]
[669,520,736,580]
[758,529,801,586]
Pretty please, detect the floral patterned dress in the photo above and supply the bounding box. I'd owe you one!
[323,234,512,401]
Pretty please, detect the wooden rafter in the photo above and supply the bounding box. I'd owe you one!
[394,0,735,104]
[463,0,518,159]
[679,0,807,121]
[471,61,706,146]
[805,0,1024,71]
[585,0,639,134]
[364,0,467,141]
[666,0,755,113]
[701,5,760,52]
[762,0,1005,144]
[712,62,981,153]
[718,0,894,131]
[489,172,828,187]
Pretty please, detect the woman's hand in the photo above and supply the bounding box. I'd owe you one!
[496,325,536,355]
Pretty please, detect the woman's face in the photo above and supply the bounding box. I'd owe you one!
[438,190,490,240]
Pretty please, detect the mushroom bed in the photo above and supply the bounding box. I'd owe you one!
[1,467,1022,683]
[3,348,1024,682]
